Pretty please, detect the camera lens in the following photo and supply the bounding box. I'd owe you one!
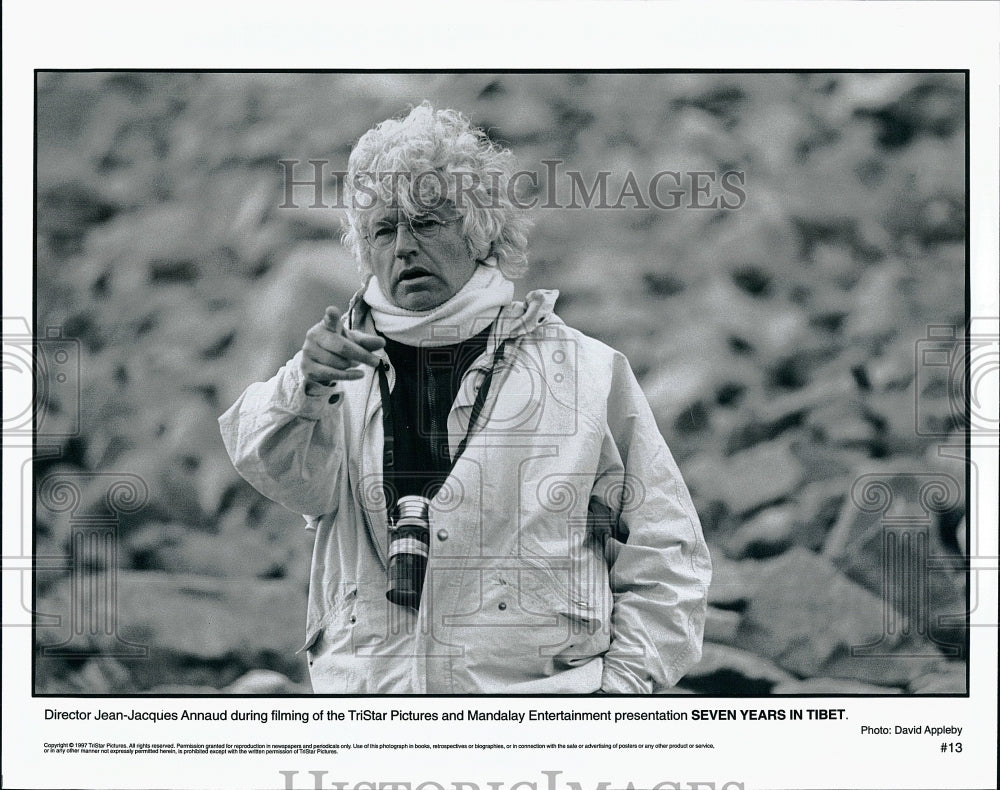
[386,495,431,608]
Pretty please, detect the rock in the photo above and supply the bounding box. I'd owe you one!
[790,480,847,551]
[707,551,758,609]
[143,684,221,694]
[126,520,309,582]
[60,657,134,694]
[868,388,939,456]
[735,547,945,686]
[718,440,804,514]
[223,669,308,694]
[36,571,308,691]
[724,506,796,559]
[686,441,805,525]
[807,402,874,447]
[772,677,903,694]
[868,352,915,392]
[787,438,863,483]
[643,347,727,428]
[908,664,966,694]
[724,406,807,456]
[654,685,696,695]
[704,607,742,644]
[844,263,904,346]
[682,642,796,694]
[708,285,811,364]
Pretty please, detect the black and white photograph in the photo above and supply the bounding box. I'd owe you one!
[3,4,998,790]
[31,70,970,695]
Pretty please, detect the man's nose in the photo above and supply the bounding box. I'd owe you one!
[394,221,418,258]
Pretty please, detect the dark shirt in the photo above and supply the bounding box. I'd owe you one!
[380,323,492,508]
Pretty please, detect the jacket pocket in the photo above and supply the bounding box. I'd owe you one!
[515,554,603,626]
[298,587,358,655]
[502,557,611,670]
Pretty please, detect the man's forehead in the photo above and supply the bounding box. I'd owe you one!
[367,200,456,224]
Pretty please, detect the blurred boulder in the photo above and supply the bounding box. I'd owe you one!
[687,439,804,516]
[706,550,759,608]
[790,480,847,551]
[223,669,308,694]
[49,656,134,695]
[844,262,904,348]
[907,664,966,694]
[704,606,741,645]
[126,521,309,582]
[735,547,946,686]
[807,401,874,448]
[723,506,796,559]
[852,76,964,150]
[218,243,360,407]
[143,684,221,694]
[683,643,796,694]
[772,678,903,694]
[36,571,307,691]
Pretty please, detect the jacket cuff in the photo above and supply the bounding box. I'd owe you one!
[287,366,341,418]
[601,662,655,694]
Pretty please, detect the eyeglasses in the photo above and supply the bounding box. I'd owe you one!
[362,213,461,249]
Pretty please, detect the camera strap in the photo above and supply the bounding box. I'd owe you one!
[452,338,510,469]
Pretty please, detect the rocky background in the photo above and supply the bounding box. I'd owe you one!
[33,72,968,695]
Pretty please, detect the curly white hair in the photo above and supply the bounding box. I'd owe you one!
[342,102,533,279]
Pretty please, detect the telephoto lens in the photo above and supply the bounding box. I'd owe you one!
[386,495,431,608]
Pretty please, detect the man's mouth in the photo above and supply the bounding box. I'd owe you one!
[397,267,433,283]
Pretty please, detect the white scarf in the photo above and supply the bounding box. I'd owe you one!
[363,262,515,346]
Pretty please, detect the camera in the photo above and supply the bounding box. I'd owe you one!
[2,318,81,442]
[386,495,431,609]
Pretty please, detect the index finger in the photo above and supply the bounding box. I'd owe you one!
[322,305,345,334]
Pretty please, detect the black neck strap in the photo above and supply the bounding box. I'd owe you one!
[376,337,509,484]
[452,339,508,465]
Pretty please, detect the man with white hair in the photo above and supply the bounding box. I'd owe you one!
[220,103,711,694]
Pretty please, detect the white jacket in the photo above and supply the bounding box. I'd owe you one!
[218,289,711,694]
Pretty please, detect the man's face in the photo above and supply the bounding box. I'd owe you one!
[366,203,478,311]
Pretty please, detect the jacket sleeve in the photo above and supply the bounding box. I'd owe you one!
[594,351,712,693]
[218,350,346,518]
